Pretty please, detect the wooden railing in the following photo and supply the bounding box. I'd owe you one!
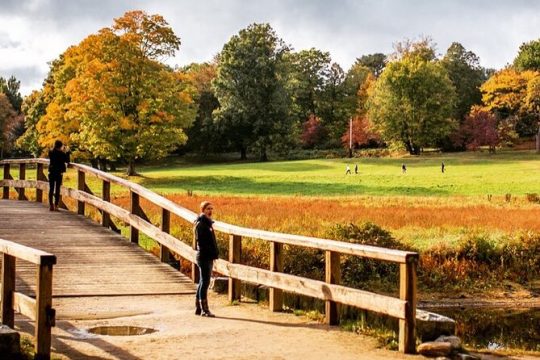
[0,158,419,353]
[0,238,56,360]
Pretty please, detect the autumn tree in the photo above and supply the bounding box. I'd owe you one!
[481,68,539,137]
[213,23,291,161]
[341,115,380,150]
[36,11,196,175]
[524,75,540,152]
[0,94,19,158]
[17,90,47,156]
[514,39,540,72]
[453,106,499,152]
[301,114,326,148]
[367,44,457,155]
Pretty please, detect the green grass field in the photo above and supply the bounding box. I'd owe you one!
[133,150,540,197]
[2,150,539,197]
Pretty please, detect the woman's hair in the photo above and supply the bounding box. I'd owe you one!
[54,140,63,149]
[200,201,212,212]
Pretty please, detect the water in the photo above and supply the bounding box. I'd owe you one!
[430,307,540,352]
[87,326,157,336]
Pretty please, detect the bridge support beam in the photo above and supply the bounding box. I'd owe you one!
[228,235,242,302]
[17,163,26,201]
[36,164,46,203]
[399,257,417,354]
[2,164,10,199]
[130,191,140,244]
[1,253,15,328]
[101,180,111,228]
[269,242,283,311]
[325,251,341,325]
[160,208,172,264]
[77,170,85,215]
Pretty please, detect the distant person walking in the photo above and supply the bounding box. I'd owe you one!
[345,164,351,175]
[441,162,445,173]
[401,163,407,174]
[48,140,70,211]
[354,164,358,174]
[194,201,219,317]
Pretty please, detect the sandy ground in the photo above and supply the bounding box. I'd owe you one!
[15,293,408,360]
[14,293,537,360]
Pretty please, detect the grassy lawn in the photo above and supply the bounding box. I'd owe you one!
[2,150,539,198]
[135,150,540,197]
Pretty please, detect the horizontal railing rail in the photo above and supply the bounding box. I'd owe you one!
[0,158,418,353]
[0,238,56,360]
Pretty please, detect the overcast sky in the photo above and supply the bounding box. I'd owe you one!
[1,0,539,95]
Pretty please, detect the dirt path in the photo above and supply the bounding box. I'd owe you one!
[14,293,537,360]
[15,293,408,360]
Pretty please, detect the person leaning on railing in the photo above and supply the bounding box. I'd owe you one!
[194,201,219,317]
[48,140,70,211]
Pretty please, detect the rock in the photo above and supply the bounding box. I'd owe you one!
[211,276,228,294]
[435,335,462,350]
[417,341,453,357]
[0,325,21,357]
[416,309,456,342]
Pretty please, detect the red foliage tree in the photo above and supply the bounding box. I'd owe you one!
[454,107,500,152]
[301,114,326,148]
[341,115,380,150]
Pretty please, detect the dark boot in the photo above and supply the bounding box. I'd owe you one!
[200,299,215,317]
[195,298,201,315]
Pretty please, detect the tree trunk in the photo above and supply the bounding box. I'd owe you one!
[240,146,247,160]
[98,158,107,172]
[536,124,540,154]
[126,161,136,176]
[90,158,98,169]
[259,146,268,162]
[109,162,117,171]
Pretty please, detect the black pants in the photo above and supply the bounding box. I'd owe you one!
[48,172,63,206]
[196,259,214,300]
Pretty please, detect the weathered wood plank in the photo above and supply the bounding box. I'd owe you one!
[13,291,36,320]
[1,253,16,327]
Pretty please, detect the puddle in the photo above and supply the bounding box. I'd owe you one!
[431,307,540,352]
[87,326,157,336]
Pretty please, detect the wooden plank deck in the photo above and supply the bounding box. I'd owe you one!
[0,199,196,297]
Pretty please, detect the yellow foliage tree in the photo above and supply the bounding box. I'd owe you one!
[35,10,196,174]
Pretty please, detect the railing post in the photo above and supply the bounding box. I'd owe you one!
[191,235,200,284]
[130,191,139,244]
[269,241,283,312]
[325,251,341,325]
[35,263,53,360]
[160,208,172,264]
[399,255,418,354]
[77,170,85,215]
[18,163,26,200]
[36,163,46,203]
[2,164,10,199]
[1,253,16,328]
[228,234,242,302]
[101,180,110,228]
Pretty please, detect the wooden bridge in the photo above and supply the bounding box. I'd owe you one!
[0,158,419,359]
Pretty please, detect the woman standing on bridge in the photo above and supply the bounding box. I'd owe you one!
[48,140,70,211]
[194,201,219,317]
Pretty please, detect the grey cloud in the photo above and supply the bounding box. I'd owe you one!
[0,0,539,94]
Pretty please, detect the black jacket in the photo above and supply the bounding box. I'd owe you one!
[194,214,219,261]
[48,149,70,174]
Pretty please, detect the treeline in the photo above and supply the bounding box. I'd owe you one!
[2,10,539,174]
